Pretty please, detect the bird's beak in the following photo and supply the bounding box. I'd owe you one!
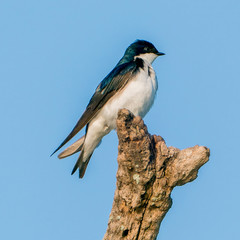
[156,52,165,56]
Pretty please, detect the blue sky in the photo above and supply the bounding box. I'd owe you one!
[1,0,240,239]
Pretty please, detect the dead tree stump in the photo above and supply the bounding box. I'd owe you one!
[103,109,210,240]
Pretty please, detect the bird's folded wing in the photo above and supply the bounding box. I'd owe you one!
[51,61,139,155]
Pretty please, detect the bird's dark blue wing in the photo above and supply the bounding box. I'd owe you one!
[96,61,136,92]
[51,60,140,155]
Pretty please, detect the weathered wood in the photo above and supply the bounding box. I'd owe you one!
[103,109,210,240]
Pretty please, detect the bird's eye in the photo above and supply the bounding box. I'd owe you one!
[144,47,148,51]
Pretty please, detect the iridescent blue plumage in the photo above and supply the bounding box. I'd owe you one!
[52,39,164,178]
[97,40,159,93]
[96,62,135,93]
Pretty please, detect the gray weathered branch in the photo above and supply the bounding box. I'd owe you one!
[103,109,210,240]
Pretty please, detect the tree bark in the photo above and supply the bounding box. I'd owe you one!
[103,109,210,240]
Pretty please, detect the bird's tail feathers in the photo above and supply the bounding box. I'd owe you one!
[71,150,93,178]
[79,153,93,178]
[58,135,85,159]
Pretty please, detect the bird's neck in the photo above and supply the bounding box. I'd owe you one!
[116,54,134,67]
[116,53,158,67]
[135,53,158,65]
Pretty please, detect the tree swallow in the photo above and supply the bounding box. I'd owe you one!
[52,40,164,178]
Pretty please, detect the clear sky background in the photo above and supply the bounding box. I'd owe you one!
[1,0,239,239]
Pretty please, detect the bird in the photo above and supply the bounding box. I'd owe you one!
[51,40,165,178]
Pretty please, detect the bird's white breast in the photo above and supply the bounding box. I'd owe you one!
[96,60,158,132]
[82,59,158,157]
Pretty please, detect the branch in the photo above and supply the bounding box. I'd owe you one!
[103,109,210,240]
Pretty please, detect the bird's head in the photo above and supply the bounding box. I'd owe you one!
[118,40,165,65]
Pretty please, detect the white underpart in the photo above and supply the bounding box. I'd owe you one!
[136,53,159,64]
[82,53,159,161]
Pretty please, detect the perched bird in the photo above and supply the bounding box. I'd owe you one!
[51,40,164,178]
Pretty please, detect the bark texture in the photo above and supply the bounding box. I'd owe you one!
[103,109,210,240]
